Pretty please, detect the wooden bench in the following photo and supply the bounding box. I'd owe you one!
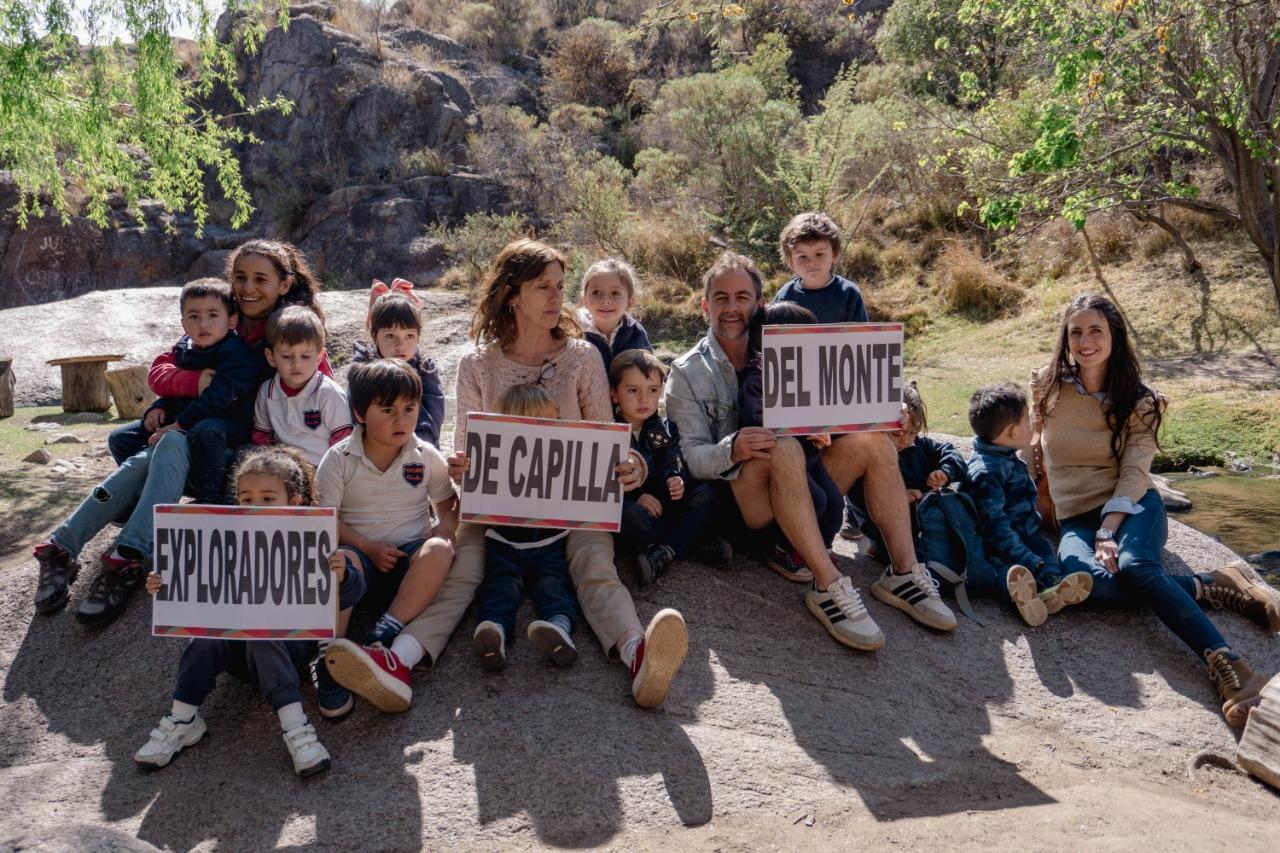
[47,354,125,413]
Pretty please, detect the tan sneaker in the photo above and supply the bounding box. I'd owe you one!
[1038,571,1093,615]
[1206,649,1267,726]
[1206,561,1280,633]
[1006,565,1047,627]
[630,609,688,709]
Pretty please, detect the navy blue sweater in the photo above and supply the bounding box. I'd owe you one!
[773,275,868,324]
[146,333,259,431]
[351,341,446,449]
[625,413,690,502]
[582,313,652,371]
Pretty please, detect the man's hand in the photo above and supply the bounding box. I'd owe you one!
[638,493,663,517]
[666,476,684,500]
[143,408,166,433]
[197,369,216,394]
[731,427,775,464]
[926,470,949,490]
[367,542,407,572]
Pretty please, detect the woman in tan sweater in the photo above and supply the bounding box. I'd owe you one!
[431,239,688,709]
[1032,293,1277,725]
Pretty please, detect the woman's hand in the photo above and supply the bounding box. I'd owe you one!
[447,451,469,485]
[1094,539,1120,574]
[145,572,162,596]
[638,493,663,517]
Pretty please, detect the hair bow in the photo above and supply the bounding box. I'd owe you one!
[368,277,424,328]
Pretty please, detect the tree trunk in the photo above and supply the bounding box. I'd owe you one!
[0,358,14,419]
[47,355,124,413]
[105,365,155,420]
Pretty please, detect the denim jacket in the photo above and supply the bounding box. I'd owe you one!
[664,333,742,481]
[961,437,1047,570]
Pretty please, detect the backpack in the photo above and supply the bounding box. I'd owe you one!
[915,490,1003,625]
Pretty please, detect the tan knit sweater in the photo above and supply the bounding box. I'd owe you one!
[1030,367,1160,519]
[452,338,613,452]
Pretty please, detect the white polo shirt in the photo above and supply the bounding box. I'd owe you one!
[253,371,353,467]
[316,426,455,545]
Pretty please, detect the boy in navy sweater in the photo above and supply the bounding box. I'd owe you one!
[962,383,1093,626]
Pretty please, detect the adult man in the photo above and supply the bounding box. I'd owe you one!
[665,252,956,650]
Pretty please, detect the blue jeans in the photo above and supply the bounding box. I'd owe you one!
[477,536,577,640]
[1058,489,1226,658]
[108,420,149,466]
[185,417,245,504]
[51,430,192,559]
[173,638,315,711]
[621,481,715,557]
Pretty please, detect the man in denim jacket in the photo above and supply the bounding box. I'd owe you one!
[664,251,957,653]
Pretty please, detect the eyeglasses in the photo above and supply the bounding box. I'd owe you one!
[532,359,556,388]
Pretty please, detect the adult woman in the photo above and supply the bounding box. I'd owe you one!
[1032,293,1277,725]
[388,239,688,709]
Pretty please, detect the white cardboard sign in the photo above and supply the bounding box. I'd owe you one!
[151,504,338,640]
[762,322,906,434]
[460,413,630,531]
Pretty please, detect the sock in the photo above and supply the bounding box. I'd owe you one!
[618,631,643,669]
[390,633,425,669]
[276,701,307,732]
[372,612,405,641]
[170,700,199,723]
[1193,572,1215,600]
[547,614,572,636]
[317,638,330,653]
[116,544,144,561]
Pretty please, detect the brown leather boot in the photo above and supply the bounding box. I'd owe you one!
[1206,649,1267,726]
[1205,561,1280,633]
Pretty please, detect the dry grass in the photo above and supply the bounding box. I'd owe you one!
[1084,212,1135,263]
[878,241,917,278]
[619,217,719,290]
[632,276,705,346]
[932,244,1023,319]
[838,239,881,282]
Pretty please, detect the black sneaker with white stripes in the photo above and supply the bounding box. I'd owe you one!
[804,575,884,651]
[870,564,957,631]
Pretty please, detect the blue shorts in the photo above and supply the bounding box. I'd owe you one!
[345,537,428,615]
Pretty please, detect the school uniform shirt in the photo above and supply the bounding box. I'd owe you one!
[317,426,456,545]
[773,274,869,324]
[251,371,353,467]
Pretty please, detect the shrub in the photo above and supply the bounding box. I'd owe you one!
[933,244,1023,318]
[544,18,635,109]
[1083,213,1134,263]
[555,155,631,255]
[396,146,451,178]
[878,241,917,277]
[619,215,719,289]
[633,276,706,345]
[454,0,545,61]
[837,239,881,282]
[427,211,531,284]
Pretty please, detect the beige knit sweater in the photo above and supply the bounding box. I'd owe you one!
[452,338,612,452]
[1030,367,1161,519]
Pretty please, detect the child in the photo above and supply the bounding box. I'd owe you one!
[739,302,843,580]
[32,279,259,625]
[252,306,354,467]
[772,212,869,541]
[351,280,446,448]
[577,258,652,369]
[962,383,1093,626]
[610,349,717,584]
[319,359,459,714]
[850,381,968,562]
[133,447,363,777]
[471,384,580,671]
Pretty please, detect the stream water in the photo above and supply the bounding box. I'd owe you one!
[1165,469,1280,581]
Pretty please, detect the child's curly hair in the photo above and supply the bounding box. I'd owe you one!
[231,446,317,506]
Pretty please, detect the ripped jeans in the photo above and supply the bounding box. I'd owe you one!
[51,431,191,560]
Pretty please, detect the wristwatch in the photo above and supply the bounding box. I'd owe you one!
[1094,528,1115,543]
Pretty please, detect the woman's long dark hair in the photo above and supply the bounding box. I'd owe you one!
[1038,293,1163,462]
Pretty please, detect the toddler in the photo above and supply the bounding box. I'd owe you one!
[577,258,652,369]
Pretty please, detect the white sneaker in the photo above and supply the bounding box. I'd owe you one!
[133,713,208,770]
[805,575,885,651]
[527,619,578,667]
[871,563,957,631]
[282,722,331,777]
[473,620,506,672]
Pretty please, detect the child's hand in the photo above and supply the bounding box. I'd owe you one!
[638,493,663,517]
[147,423,183,447]
[926,470,948,490]
[197,369,216,394]
[367,541,407,572]
[906,488,923,503]
[143,408,166,433]
[328,550,347,584]
[807,433,832,449]
[447,451,468,485]
[666,476,684,501]
[145,571,162,596]
[616,450,646,492]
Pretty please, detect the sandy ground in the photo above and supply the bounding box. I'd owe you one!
[1,292,1279,851]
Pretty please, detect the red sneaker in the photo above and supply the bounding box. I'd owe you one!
[630,608,688,709]
[324,639,412,713]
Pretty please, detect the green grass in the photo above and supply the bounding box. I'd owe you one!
[0,407,117,466]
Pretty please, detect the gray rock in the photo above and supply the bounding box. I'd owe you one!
[46,433,84,445]
[63,411,105,424]
[22,448,51,464]
[1229,460,1252,472]
[0,824,161,852]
